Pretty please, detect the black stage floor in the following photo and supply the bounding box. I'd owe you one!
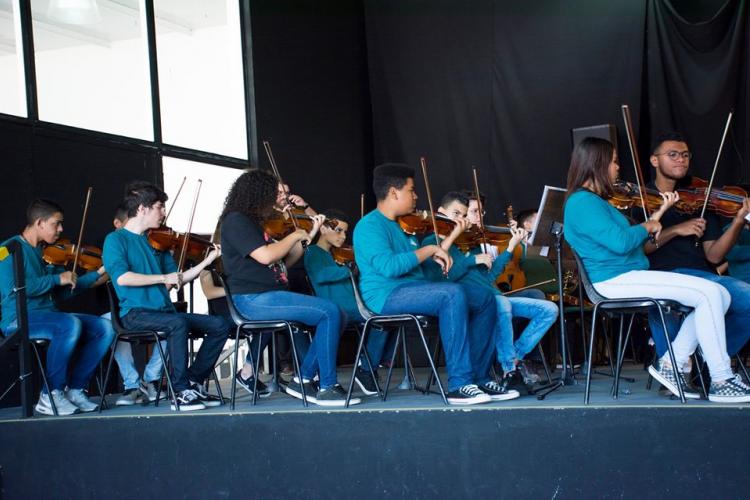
[1,365,749,499]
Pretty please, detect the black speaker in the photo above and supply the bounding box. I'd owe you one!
[571,124,617,149]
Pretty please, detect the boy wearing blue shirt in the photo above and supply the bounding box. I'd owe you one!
[0,199,114,415]
[353,163,512,405]
[103,182,231,411]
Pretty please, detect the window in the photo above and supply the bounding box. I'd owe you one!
[31,0,153,139]
[155,0,247,159]
[0,0,27,117]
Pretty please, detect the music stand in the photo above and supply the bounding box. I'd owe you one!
[527,186,576,399]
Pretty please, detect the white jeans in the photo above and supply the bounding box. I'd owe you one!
[594,270,733,382]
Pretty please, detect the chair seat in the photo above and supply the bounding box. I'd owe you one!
[362,314,430,327]
[596,298,694,315]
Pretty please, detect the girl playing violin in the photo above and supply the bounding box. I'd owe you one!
[564,137,750,403]
[220,169,360,406]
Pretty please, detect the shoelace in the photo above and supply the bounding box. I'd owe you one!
[730,374,750,390]
[485,381,502,391]
[461,384,483,396]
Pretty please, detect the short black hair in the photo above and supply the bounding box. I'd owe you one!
[123,181,168,217]
[439,191,469,209]
[651,131,688,155]
[26,199,63,226]
[515,208,537,227]
[463,189,486,205]
[113,202,129,224]
[373,163,414,201]
[322,209,350,225]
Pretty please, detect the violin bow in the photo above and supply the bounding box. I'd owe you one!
[699,111,734,220]
[71,186,93,275]
[263,140,301,231]
[471,167,489,250]
[419,157,442,241]
[360,193,365,219]
[164,176,186,226]
[176,179,202,275]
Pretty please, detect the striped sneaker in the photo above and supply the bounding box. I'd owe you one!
[708,374,750,403]
[648,359,701,400]
[446,384,491,405]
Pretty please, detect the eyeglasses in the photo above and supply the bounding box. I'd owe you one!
[655,150,692,161]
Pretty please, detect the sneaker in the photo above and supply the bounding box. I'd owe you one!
[190,381,223,407]
[170,389,206,411]
[35,390,79,416]
[139,380,167,403]
[708,374,750,403]
[285,378,318,403]
[236,371,272,398]
[517,360,541,384]
[479,380,520,401]
[502,370,531,395]
[446,384,492,406]
[315,384,361,407]
[648,360,701,400]
[65,388,99,412]
[354,368,379,396]
[116,388,142,406]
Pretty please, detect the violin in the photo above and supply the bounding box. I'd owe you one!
[263,212,338,241]
[147,226,215,263]
[397,210,482,251]
[493,205,527,291]
[331,245,355,265]
[43,238,103,272]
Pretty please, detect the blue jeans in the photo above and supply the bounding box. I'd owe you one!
[8,311,115,391]
[380,281,496,391]
[651,268,750,358]
[495,294,558,372]
[233,291,344,388]
[122,310,231,392]
[102,312,166,390]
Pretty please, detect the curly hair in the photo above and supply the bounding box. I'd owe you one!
[221,168,278,223]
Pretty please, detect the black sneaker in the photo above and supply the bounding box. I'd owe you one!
[285,378,318,403]
[236,371,272,398]
[354,368,379,396]
[315,384,361,407]
[648,359,701,400]
[190,382,223,407]
[708,374,750,403]
[502,370,531,395]
[479,380,520,401]
[170,389,206,411]
[446,384,492,406]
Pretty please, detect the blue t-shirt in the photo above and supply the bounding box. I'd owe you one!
[0,235,99,332]
[564,189,649,283]
[353,209,424,313]
[304,245,359,319]
[102,229,177,317]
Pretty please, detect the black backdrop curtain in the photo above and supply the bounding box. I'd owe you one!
[365,0,749,218]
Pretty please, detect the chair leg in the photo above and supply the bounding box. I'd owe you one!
[736,354,750,383]
[537,344,552,384]
[252,333,264,406]
[383,327,403,402]
[691,351,708,399]
[612,315,625,399]
[655,304,685,403]
[397,330,412,390]
[286,325,307,408]
[584,305,600,405]
[415,320,447,404]
[361,330,382,398]
[346,323,368,408]
[425,331,443,391]
[230,327,241,410]
[154,337,178,410]
[98,340,119,414]
[32,343,57,416]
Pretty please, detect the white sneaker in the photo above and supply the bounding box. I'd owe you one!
[35,390,79,416]
[65,388,99,412]
[446,384,492,405]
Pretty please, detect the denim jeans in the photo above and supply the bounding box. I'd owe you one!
[8,311,115,391]
[122,310,231,392]
[102,312,166,390]
[233,291,344,389]
[494,294,558,372]
[380,281,496,391]
[650,268,750,358]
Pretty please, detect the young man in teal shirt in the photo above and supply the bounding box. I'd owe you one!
[353,163,514,405]
[0,199,114,415]
[103,181,231,411]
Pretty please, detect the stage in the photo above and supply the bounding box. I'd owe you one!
[1,366,750,499]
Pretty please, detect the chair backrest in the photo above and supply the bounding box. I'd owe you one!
[521,256,559,294]
[570,249,607,304]
[347,270,374,320]
[105,281,128,333]
[215,272,251,327]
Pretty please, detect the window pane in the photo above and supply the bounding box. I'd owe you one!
[155,0,247,159]
[162,156,243,314]
[0,0,27,117]
[31,0,152,139]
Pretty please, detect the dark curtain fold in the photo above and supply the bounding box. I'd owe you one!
[647,0,749,185]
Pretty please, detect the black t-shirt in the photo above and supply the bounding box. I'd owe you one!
[220,211,289,294]
[632,181,722,272]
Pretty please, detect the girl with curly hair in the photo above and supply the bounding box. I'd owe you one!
[220,168,360,406]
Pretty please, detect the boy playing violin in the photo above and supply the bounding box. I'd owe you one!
[640,132,750,366]
[0,199,114,415]
[102,181,230,411]
[353,163,511,405]
[422,191,557,394]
